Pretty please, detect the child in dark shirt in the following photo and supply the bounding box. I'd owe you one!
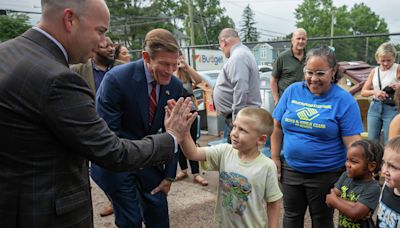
[326,139,383,228]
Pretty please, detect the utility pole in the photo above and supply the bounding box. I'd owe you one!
[187,0,196,69]
[330,10,336,47]
[365,37,369,62]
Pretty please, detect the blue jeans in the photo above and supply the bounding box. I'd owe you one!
[367,100,398,143]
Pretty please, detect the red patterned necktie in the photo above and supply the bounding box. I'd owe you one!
[149,81,157,126]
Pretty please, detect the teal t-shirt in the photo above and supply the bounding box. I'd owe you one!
[273,82,363,173]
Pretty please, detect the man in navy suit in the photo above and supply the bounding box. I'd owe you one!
[91,28,184,227]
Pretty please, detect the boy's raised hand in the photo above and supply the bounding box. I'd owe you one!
[164,97,197,144]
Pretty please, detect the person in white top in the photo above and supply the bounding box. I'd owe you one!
[361,42,400,143]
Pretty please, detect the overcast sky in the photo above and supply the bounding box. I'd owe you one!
[1,0,398,43]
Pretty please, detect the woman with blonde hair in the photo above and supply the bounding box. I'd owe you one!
[361,42,400,143]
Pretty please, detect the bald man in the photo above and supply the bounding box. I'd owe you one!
[0,0,195,227]
[213,28,261,143]
[271,28,307,105]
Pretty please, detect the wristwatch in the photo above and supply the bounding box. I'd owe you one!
[166,177,175,182]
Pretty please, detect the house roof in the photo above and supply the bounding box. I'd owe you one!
[338,61,373,83]
[252,43,273,49]
[244,43,258,50]
[338,61,373,95]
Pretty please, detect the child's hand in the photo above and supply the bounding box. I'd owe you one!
[165,99,177,115]
[325,188,338,208]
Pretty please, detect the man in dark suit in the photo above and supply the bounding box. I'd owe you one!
[91,28,183,228]
[0,1,195,227]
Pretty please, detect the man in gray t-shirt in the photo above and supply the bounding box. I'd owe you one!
[213,28,261,142]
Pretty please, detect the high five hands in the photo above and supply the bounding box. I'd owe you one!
[164,97,198,144]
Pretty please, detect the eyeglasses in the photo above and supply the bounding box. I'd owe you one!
[303,68,330,78]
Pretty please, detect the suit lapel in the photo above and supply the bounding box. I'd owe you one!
[133,60,151,133]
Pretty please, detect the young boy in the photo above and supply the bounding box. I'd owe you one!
[180,107,282,228]
[377,135,400,227]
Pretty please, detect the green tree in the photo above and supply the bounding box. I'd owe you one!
[177,0,235,45]
[106,0,233,58]
[349,3,388,64]
[239,4,259,42]
[0,13,31,42]
[294,0,389,63]
[106,0,178,57]
[294,0,354,60]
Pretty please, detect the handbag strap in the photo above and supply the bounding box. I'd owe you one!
[377,67,382,90]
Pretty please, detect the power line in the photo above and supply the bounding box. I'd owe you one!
[224,0,300,2]
[222,0,294,39]
[222,0,294,23]
[257,27,287,36]
[179,32,400,49]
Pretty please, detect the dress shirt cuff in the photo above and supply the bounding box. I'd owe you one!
[167,132,178,153]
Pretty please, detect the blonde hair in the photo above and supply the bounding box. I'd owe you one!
[386,135,400,154]
[175,50,191,83]
[375,42,397,62]
[237,107,273,136]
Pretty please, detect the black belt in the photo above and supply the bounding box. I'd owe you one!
[225,113,232,119]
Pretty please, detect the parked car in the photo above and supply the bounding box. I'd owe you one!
[193,88,204,111]
[197,69,275,151]
[258,65,273,73]
[259,72,274,114]
[197,69,274,114]
[197,70,220,89]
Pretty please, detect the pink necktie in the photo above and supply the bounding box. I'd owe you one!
[149,81,157,126]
